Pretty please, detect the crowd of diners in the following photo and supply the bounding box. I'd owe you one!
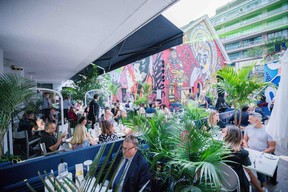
[16,91,277,192]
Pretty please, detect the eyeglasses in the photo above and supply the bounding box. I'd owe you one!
[121,146,137,151]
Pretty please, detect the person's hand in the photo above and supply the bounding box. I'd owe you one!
[61,131,67,139]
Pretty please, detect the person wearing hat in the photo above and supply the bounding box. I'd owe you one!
[243,112,277,190]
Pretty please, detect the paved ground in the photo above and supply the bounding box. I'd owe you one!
[251,145,288,192]
[266,146,288,192]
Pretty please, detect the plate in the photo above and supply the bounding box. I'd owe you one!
[263,153,278,160]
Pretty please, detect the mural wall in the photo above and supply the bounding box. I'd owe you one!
[264,61,281,110]
[108,17,228,106]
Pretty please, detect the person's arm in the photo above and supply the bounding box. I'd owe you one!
[114,110,120,118]
[263,141,276,153]
[243,134,249,148]
[87,132,97,145]
[48,133,66,151]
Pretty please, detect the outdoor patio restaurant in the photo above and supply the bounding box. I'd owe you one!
[1,1,287,192]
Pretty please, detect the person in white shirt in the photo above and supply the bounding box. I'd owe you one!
[243,112,276,189]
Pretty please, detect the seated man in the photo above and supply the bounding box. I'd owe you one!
[40,122,67,152]
[243,112,277,189]
[18,110,38,139]
[110,135,151,192]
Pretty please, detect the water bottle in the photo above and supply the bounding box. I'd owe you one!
[58,158,68,180]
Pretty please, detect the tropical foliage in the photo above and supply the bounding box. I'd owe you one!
[216,63,271,126]
[134,82,151,106]
[123,104,230,191]
[61,64,101,102]
[0,73,36,159]
[27,143,124,192]
[109,83,121,102]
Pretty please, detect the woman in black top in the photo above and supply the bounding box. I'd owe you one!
[223,126,251,192]
[203,110,226,131]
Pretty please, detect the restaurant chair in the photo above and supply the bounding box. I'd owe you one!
[13,130,40,159]
[39,143,65,156]
[218,163,240,192]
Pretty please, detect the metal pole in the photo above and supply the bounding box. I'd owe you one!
[84,89,100,107]
[34,88,64,126]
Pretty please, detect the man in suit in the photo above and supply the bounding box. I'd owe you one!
[111,135,151,192]
[87,94,100,129]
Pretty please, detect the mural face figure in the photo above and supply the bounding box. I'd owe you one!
[189,22,217,87]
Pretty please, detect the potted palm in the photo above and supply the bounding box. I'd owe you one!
[216,63,271,126]
[0,73,35,159]
[109,83,121,103]
[123,105,230,191]
[134,82,151,106]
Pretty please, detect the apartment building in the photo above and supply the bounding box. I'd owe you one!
[211,0,288,71]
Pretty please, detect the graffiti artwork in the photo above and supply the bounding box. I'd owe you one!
[107,16,228,107]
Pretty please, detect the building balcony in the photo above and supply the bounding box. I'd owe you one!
[211,0,282,27]
[226,41,265,53]
[216,5,288,34]
[220,18,288,44]
[230,55,263,63]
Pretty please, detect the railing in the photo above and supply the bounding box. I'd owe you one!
[217,4,288,34]
[212,0,279,26]
[221,17,288,42]
[0,139,123,192]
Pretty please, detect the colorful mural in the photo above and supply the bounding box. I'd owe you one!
[108,16,229,106]
[264,60,281,110]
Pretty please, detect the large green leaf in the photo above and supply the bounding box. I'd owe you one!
[0,73,36,158]
[216,63,271,126]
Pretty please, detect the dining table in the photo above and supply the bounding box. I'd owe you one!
[244,148,279,177]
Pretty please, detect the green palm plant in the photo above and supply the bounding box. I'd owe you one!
[216,62,271,126]
[123,109,230,191]
[109,83,121,102]
[0,73,36,159]
[134,82,151,106]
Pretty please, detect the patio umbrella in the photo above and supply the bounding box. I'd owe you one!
[266,49,288,150]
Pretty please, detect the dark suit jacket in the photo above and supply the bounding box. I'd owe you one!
[112,151,151,192]
[87,99,99,121]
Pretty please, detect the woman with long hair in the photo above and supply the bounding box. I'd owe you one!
[70,124,97,150]
[207,110,226,130]
[223,126,263,192]
[223,126,251,191]
[98,120,118,144]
